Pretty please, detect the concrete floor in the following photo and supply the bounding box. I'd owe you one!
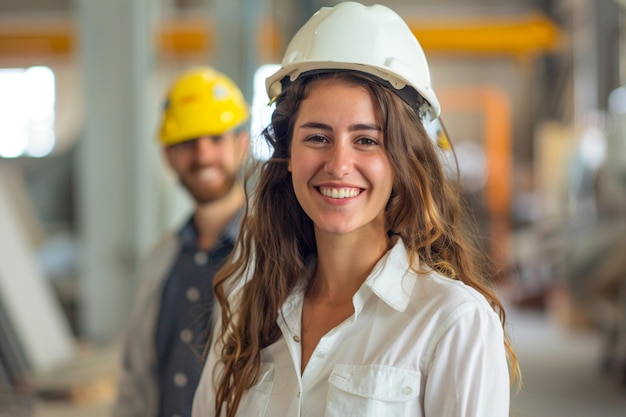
[509,305,626,417]
[24,305,626,417]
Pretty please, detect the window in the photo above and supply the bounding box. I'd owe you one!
[249,64,280,161]
[0,66,56,158]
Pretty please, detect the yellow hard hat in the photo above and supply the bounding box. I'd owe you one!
[158,67,249,146]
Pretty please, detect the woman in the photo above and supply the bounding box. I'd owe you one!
[193,2,518,416]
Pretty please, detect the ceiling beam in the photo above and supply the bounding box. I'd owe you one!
[0,12,563,62]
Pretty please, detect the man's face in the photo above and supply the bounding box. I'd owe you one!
[165,131,248,204]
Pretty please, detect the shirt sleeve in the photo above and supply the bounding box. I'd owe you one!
[111,285,159,417]
[112,233,179,417]
[423,302,510,417]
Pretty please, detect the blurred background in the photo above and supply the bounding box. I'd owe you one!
[0,0,625,416]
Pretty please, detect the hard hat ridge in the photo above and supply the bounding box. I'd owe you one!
[266,1,441,121]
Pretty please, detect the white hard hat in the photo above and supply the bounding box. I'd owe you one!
[266,1,441,121]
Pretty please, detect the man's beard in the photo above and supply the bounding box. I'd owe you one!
[180,167,237,205]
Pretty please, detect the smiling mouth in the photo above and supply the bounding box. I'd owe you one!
[318,187,362,199]
[196,167,220,181]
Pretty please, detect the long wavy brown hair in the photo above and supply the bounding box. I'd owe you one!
[208,71,519,417]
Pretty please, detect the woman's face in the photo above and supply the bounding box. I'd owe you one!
[288,78,394,238]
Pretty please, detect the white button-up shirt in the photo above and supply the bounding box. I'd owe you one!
[193,239,510,417]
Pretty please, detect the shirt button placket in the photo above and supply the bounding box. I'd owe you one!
[194,251,208,265]
[180,329,193,344]
[173,372,188,387]
[186,287,200,302]
[314,349,327,358]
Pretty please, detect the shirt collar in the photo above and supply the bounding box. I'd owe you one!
[361,238,417,312]
[178,208,243,250]
[281,238,417,317]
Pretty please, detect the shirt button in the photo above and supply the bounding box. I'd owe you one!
[180,329,193,344]
[194,251,208,265]
[186,287,200,302]
[402,386,413,396]
[315,350,327,358]
[173,372,188,387]
[297,391,301,398]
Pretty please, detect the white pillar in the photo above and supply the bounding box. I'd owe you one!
[210,0,263,100]
[76,0,159,341]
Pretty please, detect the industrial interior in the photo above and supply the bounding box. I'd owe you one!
[1,0,626,416]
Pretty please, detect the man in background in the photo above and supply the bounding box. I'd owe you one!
[112,66,250,417]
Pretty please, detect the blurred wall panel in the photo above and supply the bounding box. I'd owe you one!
[0,163,75,372]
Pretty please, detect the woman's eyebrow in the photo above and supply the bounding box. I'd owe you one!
[298,121,332,131]
[298,121,381,132]
[349,123,381,132]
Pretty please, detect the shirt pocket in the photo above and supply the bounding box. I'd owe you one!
[236,362,275,417]
[325,364,421,417]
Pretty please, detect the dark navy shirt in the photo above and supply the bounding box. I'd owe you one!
[155,212,241,417]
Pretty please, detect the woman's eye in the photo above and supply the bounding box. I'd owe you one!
[356,137,379,146]
[305,134,328,143]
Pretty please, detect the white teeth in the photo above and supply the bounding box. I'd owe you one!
[198,168,219,181]
[319,187,360,199]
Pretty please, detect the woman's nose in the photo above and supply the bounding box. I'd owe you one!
[324,142,354,177]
